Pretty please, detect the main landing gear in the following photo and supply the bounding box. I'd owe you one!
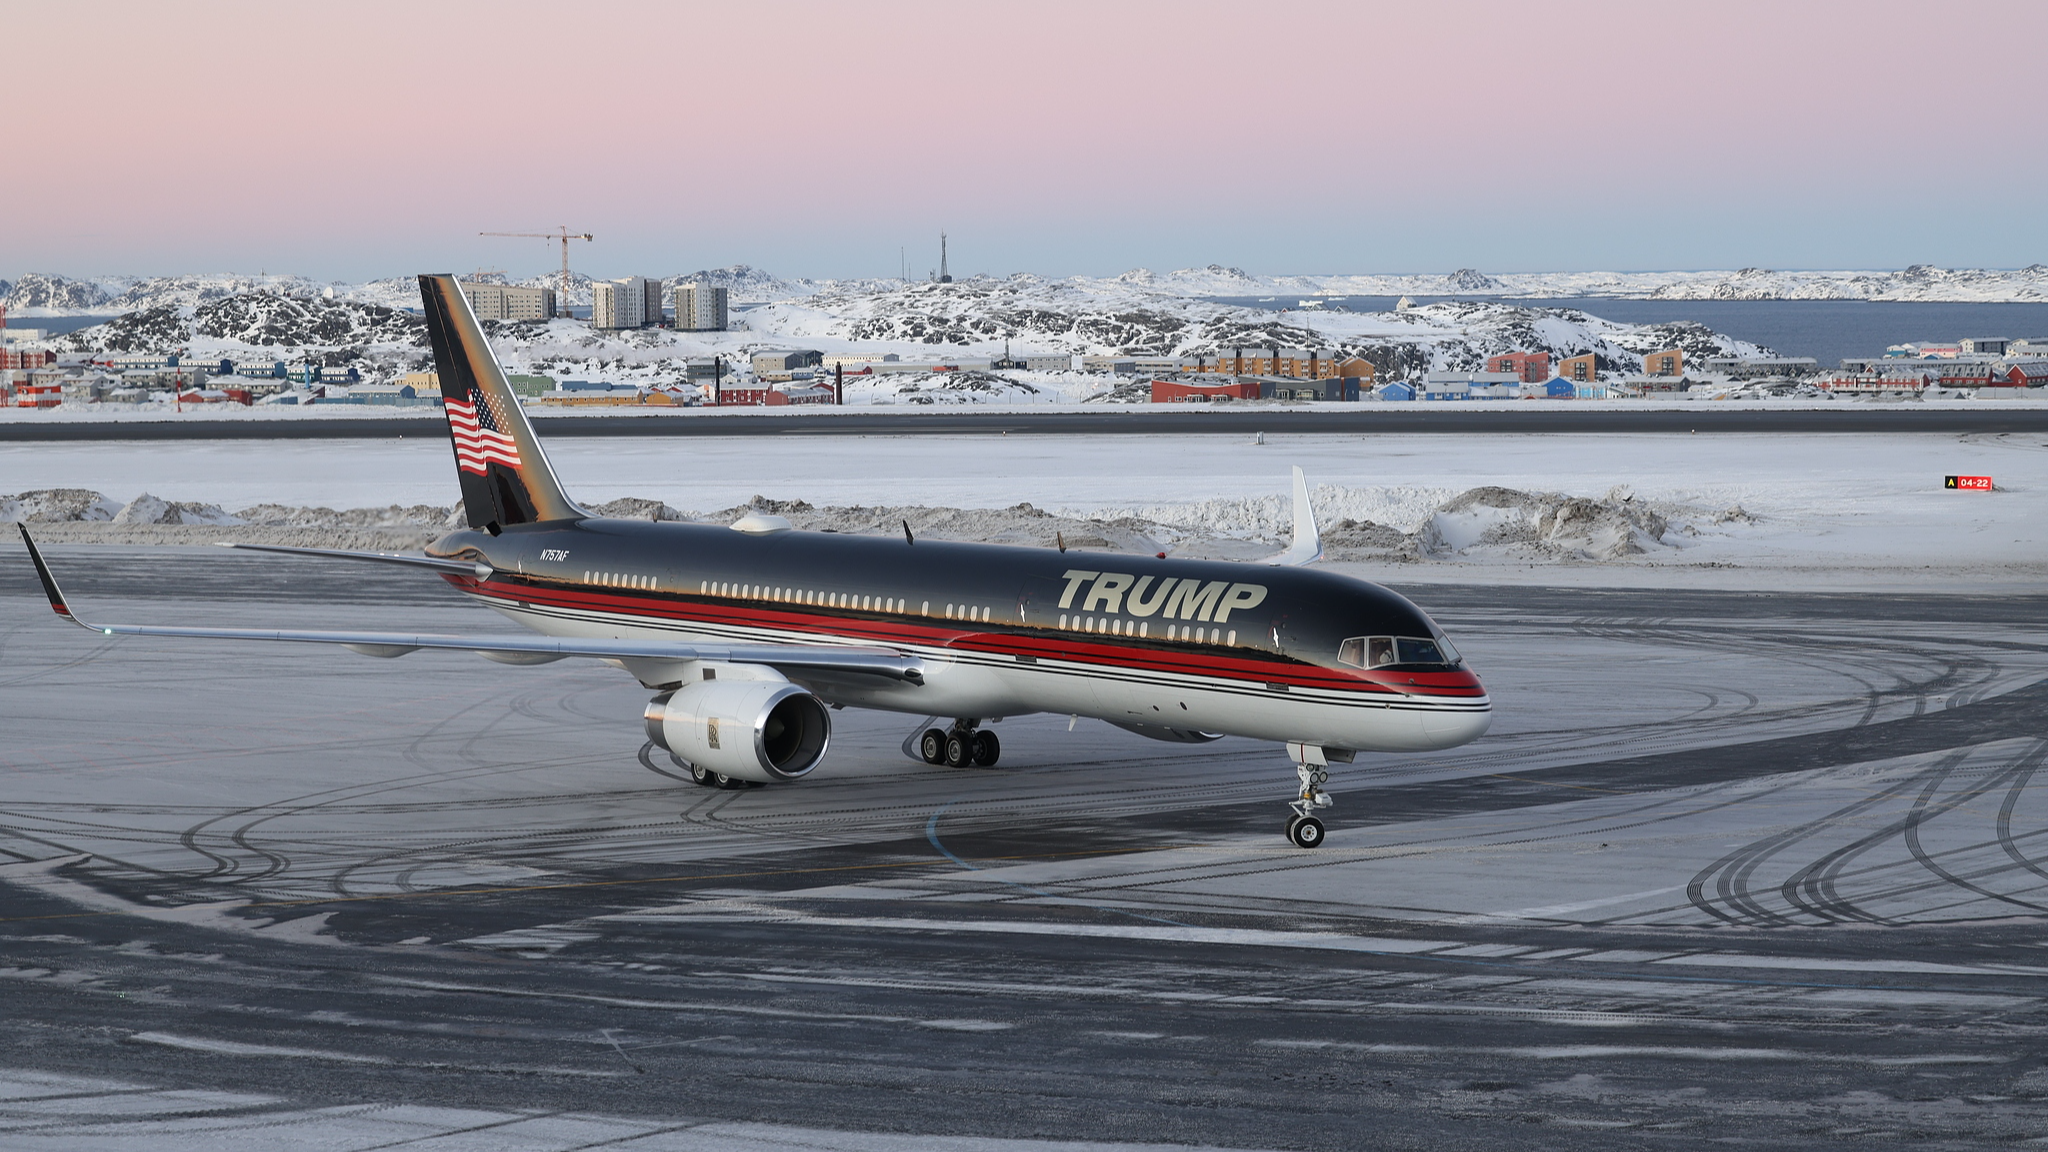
[920,719,1000,768]
[1284,740,1336,849]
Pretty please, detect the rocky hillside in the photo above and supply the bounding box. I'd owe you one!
[1642,264,2048,302]
[747,280,1768,372]
[12,262,2048,321]
[2,273,112,312]
[191,294,422,347]
[57,292,423,355]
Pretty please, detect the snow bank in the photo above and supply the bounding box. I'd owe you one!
[0,484,1732,567]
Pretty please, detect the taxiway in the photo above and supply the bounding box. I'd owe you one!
[3,550,2048,1149]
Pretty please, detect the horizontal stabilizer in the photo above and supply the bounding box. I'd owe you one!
[223,542,487,576]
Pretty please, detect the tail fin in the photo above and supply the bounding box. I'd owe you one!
[418,274,584,532]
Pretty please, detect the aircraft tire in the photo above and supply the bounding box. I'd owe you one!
[714,771,745,790]
[919,729,948,765]
[943,733,972,768]
[1288,815,1325,849]
[970,730,1001,767]
[689,762,717,788]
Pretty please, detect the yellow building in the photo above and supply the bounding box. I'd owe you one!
[1559,353,1596,383]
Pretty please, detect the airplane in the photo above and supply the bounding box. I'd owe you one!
[16,274,1491,850]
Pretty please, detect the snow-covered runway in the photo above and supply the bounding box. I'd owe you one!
[4,557,2048,1146]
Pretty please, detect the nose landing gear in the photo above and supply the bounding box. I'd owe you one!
[1284,741,1337,848]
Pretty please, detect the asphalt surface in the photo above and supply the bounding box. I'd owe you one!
[6,405,2048,440]
[4,548,2048,1149]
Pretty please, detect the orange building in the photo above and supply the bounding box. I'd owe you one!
[1193,349,1374,381]
[1559,353,1596,383]
[1644,349,1684,377]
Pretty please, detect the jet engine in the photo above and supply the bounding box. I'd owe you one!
[643,674,831,783]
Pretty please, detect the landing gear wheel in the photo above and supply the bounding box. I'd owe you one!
[713,771,744,790]
[1288,815,1325,849]
[943,732,972,768]
[689,762,716,788]
[971,730,1001,767]
[919,729,947,765]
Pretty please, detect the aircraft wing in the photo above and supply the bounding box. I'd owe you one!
[17,526,923,685]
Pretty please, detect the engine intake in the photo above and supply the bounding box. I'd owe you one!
[643,675,831,783]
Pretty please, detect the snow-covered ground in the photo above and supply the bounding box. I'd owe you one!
[4,431,2042,593]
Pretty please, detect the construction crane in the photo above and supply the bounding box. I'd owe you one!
[479,227,593,311]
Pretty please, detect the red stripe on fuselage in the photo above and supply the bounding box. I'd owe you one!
[444,574,1486,699]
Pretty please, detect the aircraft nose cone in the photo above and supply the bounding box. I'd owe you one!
[1421,702,1492,748]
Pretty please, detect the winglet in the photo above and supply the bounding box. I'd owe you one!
[17,524,87,625]
[1265,466,1323,566]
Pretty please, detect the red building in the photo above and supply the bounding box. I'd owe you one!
[1937,362,1995,388]
[1996,362,2048,388]
[1152,378,1260,403]
[715,384,835,406]
[1486,351,1551,383]
[1,349,55,371]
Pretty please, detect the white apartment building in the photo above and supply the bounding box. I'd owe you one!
[673,281,729,332]
[591,278,647,330]
[459,281,557,322]
[593,277,664,329]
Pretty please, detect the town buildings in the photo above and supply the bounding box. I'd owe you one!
[1703,356,1819,378]
[591,277,663,329]
[751,349,824,381]
[459,281,557,322]
[1485,351,1550,382]
[1644,349,1684,377]
[1188,348,1371,381]
[672,282,729,332]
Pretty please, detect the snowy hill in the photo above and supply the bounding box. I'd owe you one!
[1635,264,2048,302]
[743,278,1764,373]
[9,261,2048,322]
[1091,264,2048,302]
[34,276,1769,395]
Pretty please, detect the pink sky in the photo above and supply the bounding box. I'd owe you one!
[10,0,2044,280]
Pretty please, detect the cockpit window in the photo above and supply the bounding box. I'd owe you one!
[1396,637,1447,665]
[1340,635,1460,669]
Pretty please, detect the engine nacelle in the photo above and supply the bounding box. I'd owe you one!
[643,674,831,783]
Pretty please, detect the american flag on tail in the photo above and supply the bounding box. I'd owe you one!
[444,388,522,475]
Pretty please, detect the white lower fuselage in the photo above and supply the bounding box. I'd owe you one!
[461,581,1492,754]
